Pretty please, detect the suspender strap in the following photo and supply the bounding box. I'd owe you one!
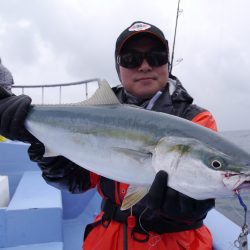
[101,198,130,223]
[123,223,128,250]
[101,199,204,234]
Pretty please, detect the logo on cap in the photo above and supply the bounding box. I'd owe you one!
[128,22,151,32]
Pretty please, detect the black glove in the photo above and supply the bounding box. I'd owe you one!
[0,87,35,142]
[147,170,215,223]
[28,142,92,193]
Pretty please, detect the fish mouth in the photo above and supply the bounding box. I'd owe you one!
[223,172,250,191]
[237,181,250,190]
[224,172,240,178]
[237,174,250,190]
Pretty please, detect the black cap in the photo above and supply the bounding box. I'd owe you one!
[115,21,169,80]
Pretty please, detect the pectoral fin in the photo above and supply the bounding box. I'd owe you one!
[112,147,152,164]
[121,185,149,211]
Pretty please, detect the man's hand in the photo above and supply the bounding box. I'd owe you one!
[147,170,168,210]
[0,86,34,142]
[147,170,215,223]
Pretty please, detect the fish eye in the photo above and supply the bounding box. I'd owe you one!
[211,159,223,169]
[205,155,227,170]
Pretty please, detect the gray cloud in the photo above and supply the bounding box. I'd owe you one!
[0,0,250,131]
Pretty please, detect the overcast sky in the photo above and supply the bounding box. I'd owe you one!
[0,0,250,131]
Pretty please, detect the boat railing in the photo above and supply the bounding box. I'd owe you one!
[12,78,101,104]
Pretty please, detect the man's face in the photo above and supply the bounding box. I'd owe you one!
[119,36,169,99]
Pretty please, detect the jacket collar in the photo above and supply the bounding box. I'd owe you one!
[167,75,193,104]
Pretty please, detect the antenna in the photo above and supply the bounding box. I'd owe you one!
[170,0,182,74]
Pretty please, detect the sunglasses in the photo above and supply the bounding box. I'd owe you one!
[117,50,168,69]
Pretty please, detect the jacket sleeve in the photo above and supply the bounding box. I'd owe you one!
[28,141,99,193]
[191,110,218,132]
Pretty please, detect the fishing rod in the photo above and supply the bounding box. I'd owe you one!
[170,0,182,74]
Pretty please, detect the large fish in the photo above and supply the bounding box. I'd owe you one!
[23,80,250,210]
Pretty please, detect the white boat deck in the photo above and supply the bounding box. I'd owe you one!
[0,140,249,250]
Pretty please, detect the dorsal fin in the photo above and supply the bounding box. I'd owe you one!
[78,79,120,106]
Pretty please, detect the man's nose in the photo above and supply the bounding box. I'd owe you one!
[138,59,152,72]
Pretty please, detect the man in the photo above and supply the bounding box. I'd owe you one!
[0,58,14,142]
[0,21,216,249]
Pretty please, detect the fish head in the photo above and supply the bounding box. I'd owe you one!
[152,136,250,199]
